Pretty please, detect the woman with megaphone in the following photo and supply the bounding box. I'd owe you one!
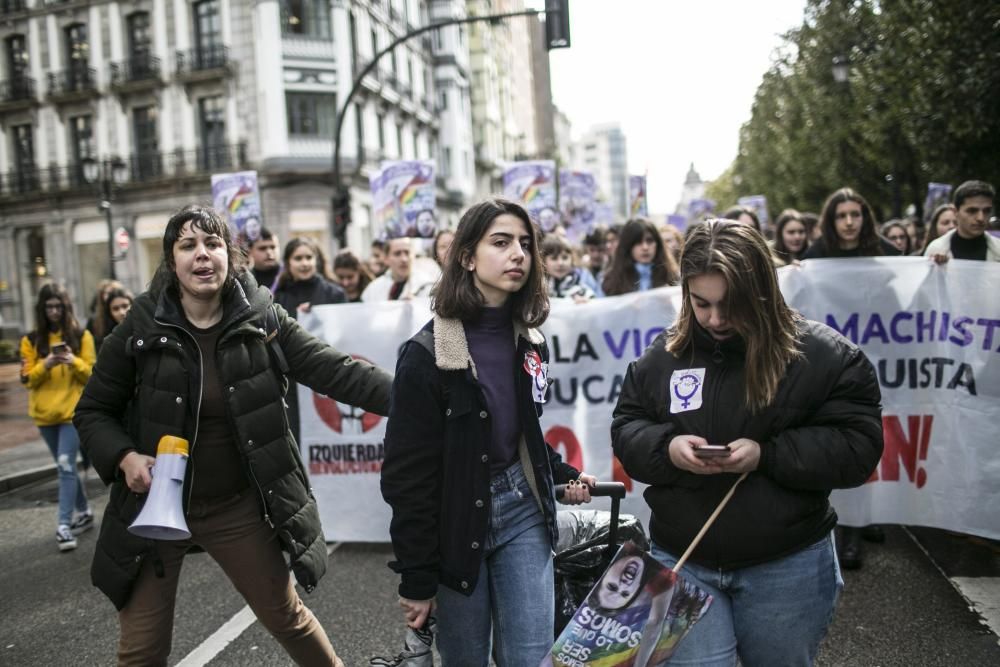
[75,205,393,667]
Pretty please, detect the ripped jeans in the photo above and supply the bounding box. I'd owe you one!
[39,422,88,527]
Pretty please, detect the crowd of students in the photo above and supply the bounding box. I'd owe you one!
[18,177,993,666]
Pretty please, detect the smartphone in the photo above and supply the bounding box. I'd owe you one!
[51,342,68,355]
[694,444,731,458]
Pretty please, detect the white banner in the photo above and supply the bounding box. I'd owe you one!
[296,258,1000,542]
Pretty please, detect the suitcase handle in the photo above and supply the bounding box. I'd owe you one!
[554,481,627,551]
[553,481,625,500]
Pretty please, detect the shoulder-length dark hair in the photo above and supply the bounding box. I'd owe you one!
[431,197,549,328]
[31,283,83,355]
[880,219,912,255]
[275,237,331,290]
[101,287,134,329]
[602,218,678,296]
[332,248,374,294]
[149,205,248,298]
[819,188,883,256]
[667,220,804,413]
[772,208,809,261]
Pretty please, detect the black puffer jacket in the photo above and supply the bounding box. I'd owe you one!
[381,315,580,601]
[74,272,392,609]
[612,319,883,570]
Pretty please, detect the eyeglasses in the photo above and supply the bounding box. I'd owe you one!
[888,234,907,242]
[44,303,65,311]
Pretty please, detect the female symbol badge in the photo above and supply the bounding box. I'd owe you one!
[669,368,706,414]
[523,350,549,403]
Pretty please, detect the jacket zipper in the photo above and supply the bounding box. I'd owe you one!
[154,318,203,511]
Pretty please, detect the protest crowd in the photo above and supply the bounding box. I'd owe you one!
[17,177,996,666]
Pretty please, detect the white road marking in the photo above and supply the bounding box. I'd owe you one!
[176,542,342,667]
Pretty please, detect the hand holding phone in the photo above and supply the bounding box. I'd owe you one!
[51,342,68,355]
[694,444,731,458]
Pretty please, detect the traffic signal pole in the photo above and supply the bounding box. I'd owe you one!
[330,2,569,246]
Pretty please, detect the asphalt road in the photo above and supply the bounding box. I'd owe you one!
[2,476,997,666]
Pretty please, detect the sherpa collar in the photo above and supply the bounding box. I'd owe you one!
[432,313,544,379]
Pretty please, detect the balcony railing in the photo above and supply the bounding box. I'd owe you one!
[0,143,247,200]
[0,76,35,104]
[176,44,231,76]
[47,67,98,97]
[110,55,161,86]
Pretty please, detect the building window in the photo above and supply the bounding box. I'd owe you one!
[438,90,447,111]
[65,23,89,88]
[194,0,222,59]
[69,115,93,185]
[12,123,37,192]
[376,111,385,150]
[280,0,331,39]
[396,122,403,158]
[355,102,364,159]
[286,92,335,137]
[370,27,378,60]
[133,106,161,180]
[199,96,228,169]
[442,146,451,178]
[6,34,28,79]
[349,11,358,64]
[127,12,152,67]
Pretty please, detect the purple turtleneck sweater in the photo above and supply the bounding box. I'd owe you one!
[464,304,520,476]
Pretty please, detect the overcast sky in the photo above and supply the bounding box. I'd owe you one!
[527,0,807,213]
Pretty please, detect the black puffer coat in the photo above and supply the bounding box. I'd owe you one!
[74,272,392,609]
[612,319,883,570]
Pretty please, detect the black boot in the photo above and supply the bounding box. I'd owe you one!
[839,526,863,570]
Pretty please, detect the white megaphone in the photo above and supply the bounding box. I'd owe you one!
[129,435,192,540]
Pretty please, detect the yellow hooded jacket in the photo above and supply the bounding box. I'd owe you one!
[20,330,96,426]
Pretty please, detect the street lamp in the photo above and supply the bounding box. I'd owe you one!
[82,157,128,280]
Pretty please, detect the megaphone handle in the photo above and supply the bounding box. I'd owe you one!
[671,471,749,573]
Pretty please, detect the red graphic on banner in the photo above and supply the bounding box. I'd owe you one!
[312,354,383,434]
[868,415,933,488]
[544,425,584,472]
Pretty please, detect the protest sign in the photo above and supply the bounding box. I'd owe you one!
[629,176,648,218]
[370,160,437,238]
[297,259,1000,542]
[560,170,598,243]
[737,194,770,231]
[503,161,559,232]
[211,170,261,240]
[544,541,711,667]
[923,182,953,219]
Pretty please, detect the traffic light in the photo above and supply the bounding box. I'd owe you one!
[332,187,351,243]
[545,0,570,50]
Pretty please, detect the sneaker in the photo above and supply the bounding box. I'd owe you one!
[56,525,78,552]
[70,511,94,535]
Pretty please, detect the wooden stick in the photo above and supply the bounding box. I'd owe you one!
[672,471,750,573]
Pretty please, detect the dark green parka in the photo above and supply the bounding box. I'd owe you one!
[74,272,392,609]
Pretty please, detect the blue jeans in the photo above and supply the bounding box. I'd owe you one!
[435,462,554,666]
[650,533,842,667]
[39,423,89,527]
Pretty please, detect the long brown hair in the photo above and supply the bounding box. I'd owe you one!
[275,237,332,291]
[332,248,374,296]
[667,220,804,413]
[431,198,549,328]
[31,283,83,355]
[819,188,883,256]
[602,218,679,296]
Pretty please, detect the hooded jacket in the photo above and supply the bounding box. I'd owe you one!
[74,272,392,609]
[612,319,883,570]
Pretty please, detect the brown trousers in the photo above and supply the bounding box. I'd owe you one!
[117,491,343,667]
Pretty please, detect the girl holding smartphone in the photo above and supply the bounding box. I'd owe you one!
[20,284,96,551]
[381,198,596,666]
[612,220,884,665]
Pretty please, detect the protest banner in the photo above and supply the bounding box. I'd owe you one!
[369,160,437,239]
[686,198,715,222]
[560,170,598,243]
[503,160,559,232]
[211,170,261,240]
[629,176,648,218]
[544,541,712,667]
[296,259,1000,542]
